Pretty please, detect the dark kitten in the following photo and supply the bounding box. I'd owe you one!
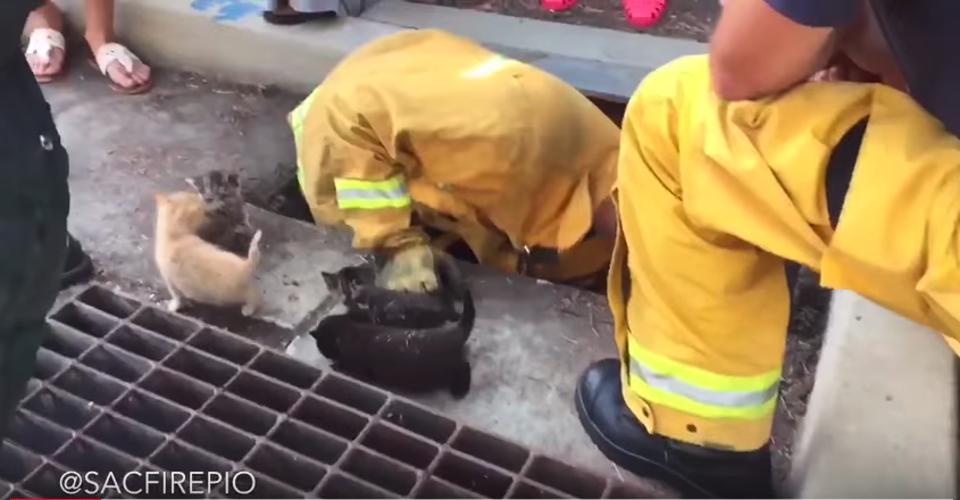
[320,256,463,327]
[312,254,473,398]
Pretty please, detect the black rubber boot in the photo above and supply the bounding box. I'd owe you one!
[575,359,775,498]
[60,233,94,290]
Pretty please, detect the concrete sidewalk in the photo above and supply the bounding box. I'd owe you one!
[42,61,654,489]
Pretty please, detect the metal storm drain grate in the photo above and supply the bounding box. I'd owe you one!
[1,285,657,499]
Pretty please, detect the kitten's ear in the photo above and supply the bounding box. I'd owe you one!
[154,193,168,205]
[321,272,339,291]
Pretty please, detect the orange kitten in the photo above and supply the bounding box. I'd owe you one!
[154,191,262,316]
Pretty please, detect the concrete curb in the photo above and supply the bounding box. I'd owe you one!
[361,1,703,68]
[59,0,402,96]
[787,291,957,498]
[361,1,705,100]
[57,0,705,101]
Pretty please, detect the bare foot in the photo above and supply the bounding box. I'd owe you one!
[23,3,66,81]
[87,35,152,92]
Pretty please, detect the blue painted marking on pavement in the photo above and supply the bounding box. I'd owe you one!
[190,0,266,22]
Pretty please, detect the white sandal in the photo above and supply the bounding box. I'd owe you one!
[24,28,67,82]
[93,42,153,94]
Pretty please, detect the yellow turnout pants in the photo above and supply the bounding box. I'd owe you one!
[612,55,960,451]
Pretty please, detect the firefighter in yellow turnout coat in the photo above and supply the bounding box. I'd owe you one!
[289,30,619,291]
[576,54,960,497]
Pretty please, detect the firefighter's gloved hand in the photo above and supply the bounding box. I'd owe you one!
[377,244,439,292]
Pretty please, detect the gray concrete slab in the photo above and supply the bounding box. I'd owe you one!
[787,291,957,498]
[361,1,706,70]
[361,1,706,101]
[486,44,649,103]
[40,61,655,485]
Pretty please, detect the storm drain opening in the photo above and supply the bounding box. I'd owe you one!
[5,284,662,498]
[510,481,565,499]
[452,427,529,473]
[6,411,72,456]
[415,477,481,499]
[108,323,177,361]
[361,422,439,469]
[180,415,256,462]
[76,285,141,319]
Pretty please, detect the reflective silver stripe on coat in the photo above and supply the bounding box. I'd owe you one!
[336,186,409,201]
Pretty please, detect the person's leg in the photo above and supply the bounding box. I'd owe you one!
[23,1,66,81]
[84,0,152,92]
[24,2,64,35]
[83,0,115,56]
[577,57,799,497]
[577,54,960,497]
[0,56,71,438]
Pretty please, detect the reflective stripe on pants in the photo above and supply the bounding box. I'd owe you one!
[626,336,779,420]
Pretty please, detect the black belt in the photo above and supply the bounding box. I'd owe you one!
[623,117,869,306]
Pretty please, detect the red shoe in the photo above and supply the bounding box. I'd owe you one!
[541,0,577,13]
[623,0,667,28]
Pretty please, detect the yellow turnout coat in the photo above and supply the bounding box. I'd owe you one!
[289,29,618,281]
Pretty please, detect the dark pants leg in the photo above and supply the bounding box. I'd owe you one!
[784,118,866,297]
[0,58,71,440]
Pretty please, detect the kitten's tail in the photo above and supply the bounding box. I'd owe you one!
[246,230,263,266]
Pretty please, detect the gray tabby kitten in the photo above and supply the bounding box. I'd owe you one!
[185,170,258,257]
